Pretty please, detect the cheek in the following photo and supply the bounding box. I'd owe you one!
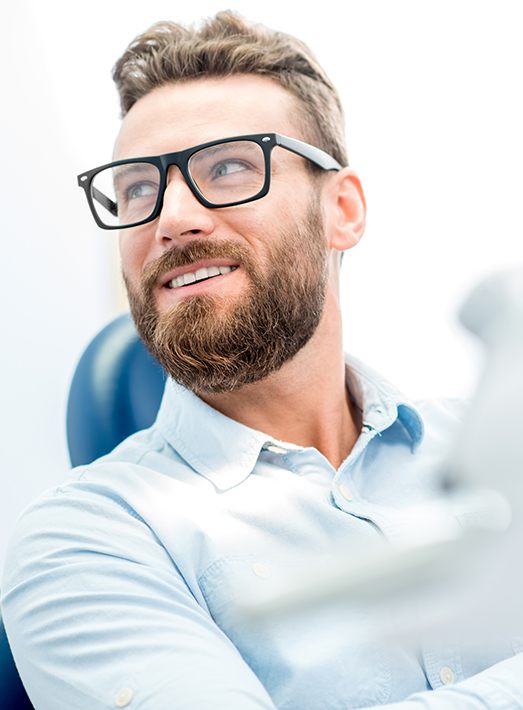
[119,232,149,283]
[231,204,280,253]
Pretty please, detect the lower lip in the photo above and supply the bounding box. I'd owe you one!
[161,267,241,302]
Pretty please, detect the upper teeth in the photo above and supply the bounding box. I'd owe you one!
[167,265,236,289]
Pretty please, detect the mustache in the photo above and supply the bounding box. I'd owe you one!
[140,239,253,297]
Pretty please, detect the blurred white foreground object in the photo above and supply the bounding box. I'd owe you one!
[237,266,523,639]
[447,266,523,505]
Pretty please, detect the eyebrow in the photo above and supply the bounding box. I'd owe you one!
[189,141,261,163]
[112,163,159,187]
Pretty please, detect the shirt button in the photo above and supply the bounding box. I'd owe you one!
[252,562,271,578]
[266,444,287,454]
[115,687,134,707]
[439,666,455,685]
[339,483,353,501]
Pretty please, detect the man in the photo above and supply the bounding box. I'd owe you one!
[2,11,522,710]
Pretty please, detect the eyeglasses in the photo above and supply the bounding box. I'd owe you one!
[77,133,342,230]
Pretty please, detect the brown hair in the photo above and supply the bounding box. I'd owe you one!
[112,10,348,166]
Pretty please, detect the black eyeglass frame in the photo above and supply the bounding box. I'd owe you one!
[77,133,343,230]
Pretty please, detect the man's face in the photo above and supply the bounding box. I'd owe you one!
[116,75,331,393]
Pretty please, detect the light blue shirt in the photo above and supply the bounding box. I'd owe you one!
[2,356,522,709]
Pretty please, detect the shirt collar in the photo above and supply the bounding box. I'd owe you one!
[344,354,424,446]
[154,355,424,491]
[155,379,268,491]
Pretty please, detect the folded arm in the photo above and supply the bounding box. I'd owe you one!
[1,483,277,710]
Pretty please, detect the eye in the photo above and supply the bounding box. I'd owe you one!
[126,182,158,201]
[211,160,251,179]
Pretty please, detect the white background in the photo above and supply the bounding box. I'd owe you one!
[1,0,521,567]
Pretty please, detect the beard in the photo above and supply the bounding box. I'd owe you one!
[124,196,329,394]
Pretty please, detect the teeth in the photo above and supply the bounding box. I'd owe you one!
[167,265,236,289]
[195,267,209,282]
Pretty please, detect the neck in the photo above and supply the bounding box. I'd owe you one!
[199,289,360,470]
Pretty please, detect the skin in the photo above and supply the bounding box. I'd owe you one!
[115,74,367,470]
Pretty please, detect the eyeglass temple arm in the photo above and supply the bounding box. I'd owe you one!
[92,186,118,217]
[275,135,343,171]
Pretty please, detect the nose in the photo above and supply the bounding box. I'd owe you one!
[153,166,216,248]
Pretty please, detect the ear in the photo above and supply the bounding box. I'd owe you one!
[324,168,366,252]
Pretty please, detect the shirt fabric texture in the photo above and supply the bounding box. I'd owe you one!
[2,355,522,709]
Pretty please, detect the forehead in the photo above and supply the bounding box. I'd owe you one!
[114,74,303,160]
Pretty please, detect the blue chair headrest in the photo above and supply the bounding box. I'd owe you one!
[66,313,166,467]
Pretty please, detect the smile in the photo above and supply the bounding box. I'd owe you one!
[165,265,239,290]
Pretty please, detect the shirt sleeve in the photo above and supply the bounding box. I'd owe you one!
[363,653,523,709]
[0,482,277,710]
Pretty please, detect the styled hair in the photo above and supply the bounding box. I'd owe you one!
[112,10,348,166]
